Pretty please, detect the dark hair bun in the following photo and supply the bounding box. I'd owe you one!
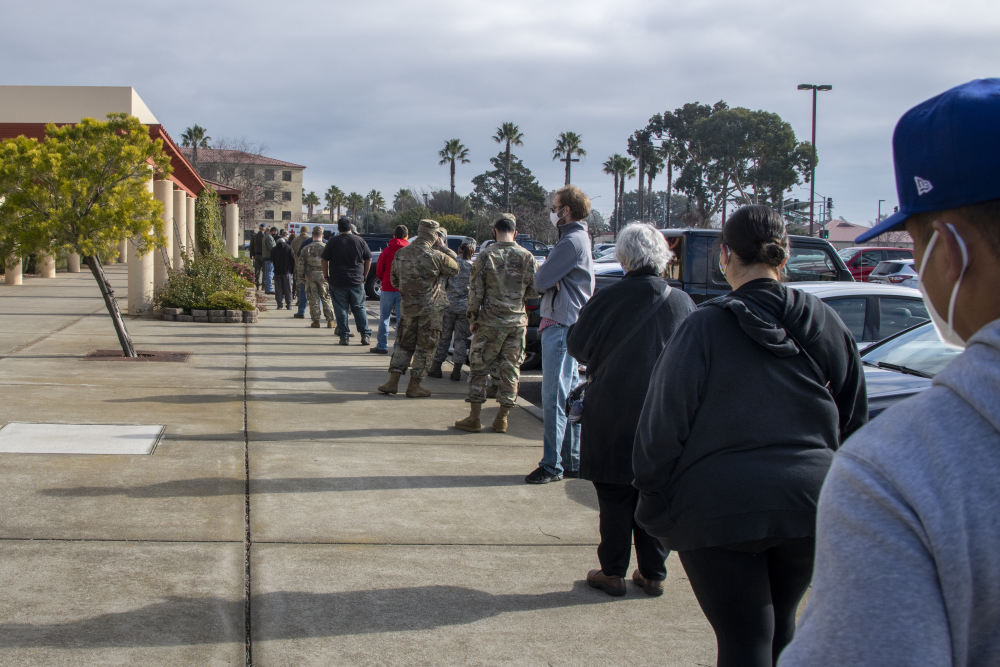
[722,205,789,270]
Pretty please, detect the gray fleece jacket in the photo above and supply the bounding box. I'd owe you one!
[778,318,1000,667]
[532,220,594,326]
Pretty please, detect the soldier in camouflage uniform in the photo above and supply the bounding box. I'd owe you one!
[455,214,539,433]
[295,225,335,328]
[377,220,459,398]
[428,241,474,381]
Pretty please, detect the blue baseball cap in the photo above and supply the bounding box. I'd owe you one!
[857,78,1000,243]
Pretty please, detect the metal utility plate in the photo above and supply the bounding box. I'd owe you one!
[0,422,165,455]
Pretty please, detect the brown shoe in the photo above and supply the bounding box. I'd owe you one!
[310,321,320,328]
[632,569,665,597]
[327,320,335,328]
[377,371,402,395]
[405,375,432,398]
[454,403,482,432]
[492,404,511,433]
[587,569,626,597]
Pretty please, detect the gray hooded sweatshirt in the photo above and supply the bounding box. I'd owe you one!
[779,318,1000,667]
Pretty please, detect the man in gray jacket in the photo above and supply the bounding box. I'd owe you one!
[524,185,595,484]
[779,79,1000,666]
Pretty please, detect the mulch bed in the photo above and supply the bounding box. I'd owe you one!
[82,350,190,362]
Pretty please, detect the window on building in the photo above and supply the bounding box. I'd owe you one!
[244,167,254,179]
[281,211,292,221]
[264,169,275,181]
[264,210,275,220]
[282,191,292,202]
[282,170,292,182]
[263,190,274,202]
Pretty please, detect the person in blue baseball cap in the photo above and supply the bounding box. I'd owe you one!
[779,79,1000,666]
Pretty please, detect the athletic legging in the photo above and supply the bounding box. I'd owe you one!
[679,537,815,667]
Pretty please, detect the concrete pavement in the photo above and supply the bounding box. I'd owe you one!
[0,265,715,665]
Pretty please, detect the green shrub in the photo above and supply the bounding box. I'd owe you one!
[205,291,255,311]
[195,188,226,257]
[154,255,253,310]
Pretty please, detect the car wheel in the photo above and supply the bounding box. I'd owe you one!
[365,276,382,300]
[520,349,541,371]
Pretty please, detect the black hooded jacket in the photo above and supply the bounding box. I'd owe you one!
[632,278,868,551]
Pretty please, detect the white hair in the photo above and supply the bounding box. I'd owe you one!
[614,223,673,274]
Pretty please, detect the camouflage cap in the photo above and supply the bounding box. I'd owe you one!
[418,219,440,230]
[312,225,325,235]
[417,219,440,241]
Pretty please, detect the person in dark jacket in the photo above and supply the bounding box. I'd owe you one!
[567,223,696,597]
[251,223,266,290]
[270,235,296,310]
[633,205,868,667]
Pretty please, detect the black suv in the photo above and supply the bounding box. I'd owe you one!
[521,229,853,370]
[360,234,394,299]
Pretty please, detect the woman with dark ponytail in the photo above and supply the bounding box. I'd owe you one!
[633,205,868,667]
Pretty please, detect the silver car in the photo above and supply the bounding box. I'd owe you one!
[868,258,918,288]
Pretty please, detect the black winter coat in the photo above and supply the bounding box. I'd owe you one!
[566,269,696,485]
[632,279,868,551]
[270,241,295,276]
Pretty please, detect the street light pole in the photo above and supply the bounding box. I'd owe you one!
[878,199,885,224]
[798,84,832,237]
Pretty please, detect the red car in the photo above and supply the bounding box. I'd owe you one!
[837,247,913,282]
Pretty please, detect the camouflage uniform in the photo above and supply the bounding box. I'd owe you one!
[466,240,539,406]
[434,257,473,366]
[296,239,334,323]
[388,220,460,380]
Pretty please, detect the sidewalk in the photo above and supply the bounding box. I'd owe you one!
[0,265,714,666]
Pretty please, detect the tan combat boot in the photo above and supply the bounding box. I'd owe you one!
[310,321,320,328]
[450,363,463,381]
[455,403,482,432]
[405,374,432,398]
[493,404,512,433]
[327,320,335,328]
[427,360,443,378]
[377,372,402,395]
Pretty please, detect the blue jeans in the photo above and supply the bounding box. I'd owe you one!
[539,324,581,476]
[263,260,274,293]
[376,291,402,351]
[330,284,371,341]
[297,282,307,316]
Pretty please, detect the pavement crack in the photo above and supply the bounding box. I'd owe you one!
[243,322,253,667]
[538,527,562,540]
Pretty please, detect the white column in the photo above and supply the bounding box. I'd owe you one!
[172,189,186,268]
[39,252,56,278]
[117,239,128,263]
[4,256,22,285]
[67,252,81,273]
[128,176,155,314]
[186,196,196,257]
[153,180,174,292]
[226,203,239,258]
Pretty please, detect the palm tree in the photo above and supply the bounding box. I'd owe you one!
[302,190,321,218]
[347,192,365,223]
[552,132,586,186]
[438,139,470,212]
[645,153,665,220]
[393,188,413,212]
[325,186,345,219]
[616,155,636,234]
[660,140,676,226]
[366,189,386,234]
[492,123,524,212]
[603,156,619,235]
[180,124,210,167]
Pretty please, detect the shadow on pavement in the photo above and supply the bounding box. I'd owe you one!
[0,583,614,648]
[38,475,527,497]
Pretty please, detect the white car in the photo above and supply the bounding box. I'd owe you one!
[868,259,918,288]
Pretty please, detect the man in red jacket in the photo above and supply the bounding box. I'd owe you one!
[371,225,410,353]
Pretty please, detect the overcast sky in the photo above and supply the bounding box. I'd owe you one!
[4,0,998,225]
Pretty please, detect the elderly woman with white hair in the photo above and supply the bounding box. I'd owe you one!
[566,223,696,597]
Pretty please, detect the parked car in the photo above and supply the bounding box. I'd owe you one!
[786,282,929,348]
[479,235,549,260]
[838,246,913,282]
[360,234,394,299]
[594,247,617,262]
[868,258,918,287]
[860,321,961,419]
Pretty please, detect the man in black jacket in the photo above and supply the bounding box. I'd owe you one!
[271,233,296,310]
[250,223,266,290]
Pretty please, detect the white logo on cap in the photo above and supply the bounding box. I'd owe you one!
[915,176,934,196]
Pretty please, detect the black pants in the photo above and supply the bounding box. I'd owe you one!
[679,537,815,667]
[253,256,263,289]
[274,274,293,308]
[593,482,669,580]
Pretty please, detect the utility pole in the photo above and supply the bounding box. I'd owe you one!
[878,199,885,224]
[798,84,833,237]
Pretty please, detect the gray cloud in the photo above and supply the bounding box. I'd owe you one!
[3,0,998,225]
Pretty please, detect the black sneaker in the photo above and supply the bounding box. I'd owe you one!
[293,313,304,319]
[563,470,580,479]
[525,467,563,484]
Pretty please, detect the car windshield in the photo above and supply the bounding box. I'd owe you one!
[364,238,390,252]
[785,246,839,282]
[594,247,617,261]
[861,323,962,378]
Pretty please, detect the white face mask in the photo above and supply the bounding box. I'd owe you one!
[549,208,563,227]
[917,223,969,350]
